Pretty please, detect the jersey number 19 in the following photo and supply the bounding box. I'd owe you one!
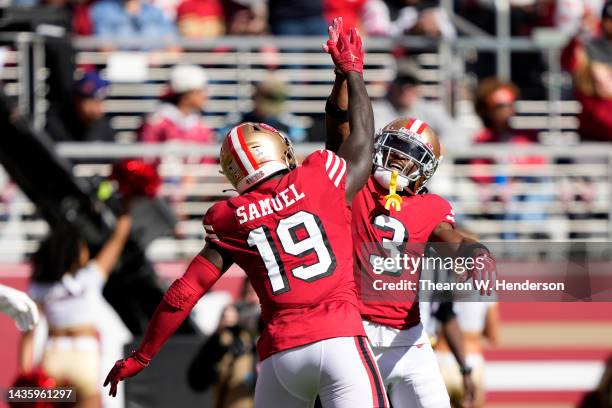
[247,210,336,295]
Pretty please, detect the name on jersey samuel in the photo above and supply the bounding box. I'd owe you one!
[236,184,306,224]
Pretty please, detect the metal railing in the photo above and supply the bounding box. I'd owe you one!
[0,142,610,262]
[0,32,47,130]
[1,33,579,143]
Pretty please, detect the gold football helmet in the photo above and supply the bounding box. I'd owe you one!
[373,117,442,194]
[220,122,298,193]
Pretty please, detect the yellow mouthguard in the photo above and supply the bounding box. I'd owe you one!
[384,171,403,211]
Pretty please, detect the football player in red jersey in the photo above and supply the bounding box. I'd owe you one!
[104,19,390,408]
[324,30,495,406]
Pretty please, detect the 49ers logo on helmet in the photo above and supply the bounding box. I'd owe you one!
[398,127,422,140]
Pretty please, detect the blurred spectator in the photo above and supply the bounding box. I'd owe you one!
[45,71,116,142]
[436,302,500,408]
[472,77,552,240]
[268,0,327,35]
[176,0,225,38]
[556,0,604,37]
[473,77,537,143]
[188,279,260,408]
[90,0,177,42]
[361,0,394,36]
[223,0,267,35]
[419,300,477,408]
[224,78,307,142]
[383,0,456,39]
[373,62,463,142]
[140,64,214,144]
[406,7,455,38]
[19,212,132,407]
[562,1,612,141]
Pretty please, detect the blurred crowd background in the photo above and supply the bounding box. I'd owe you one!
[0,0,611,408]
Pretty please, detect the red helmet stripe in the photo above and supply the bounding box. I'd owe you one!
[405,118,416,129]
[236,125,260,170]
[407,118,423,133]
[227,129,249,175]
[416,122,427,134]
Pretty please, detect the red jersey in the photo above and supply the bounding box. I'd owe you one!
[140,103,214,145]
[351,177,455,330]
[203,150,364,360]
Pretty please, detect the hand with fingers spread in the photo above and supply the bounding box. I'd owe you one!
[103,352,149,397]
[323,17,364,75]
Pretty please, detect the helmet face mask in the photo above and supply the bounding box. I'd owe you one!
[373,119,441,194]
[280,135,297,170]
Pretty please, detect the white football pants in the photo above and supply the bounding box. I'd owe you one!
[254,336,389,408]
[372,343,450,408]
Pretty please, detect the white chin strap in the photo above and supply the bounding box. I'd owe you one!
[373,167,409,191]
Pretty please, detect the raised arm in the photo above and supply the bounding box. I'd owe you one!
[340,72,374,201]
[103,243,231,397]
[325,73,349,152]
[324,18,374,202]
[94,212,132,278]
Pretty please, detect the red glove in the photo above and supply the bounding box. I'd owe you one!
[104,352,149,397]
[323,17,364,75]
